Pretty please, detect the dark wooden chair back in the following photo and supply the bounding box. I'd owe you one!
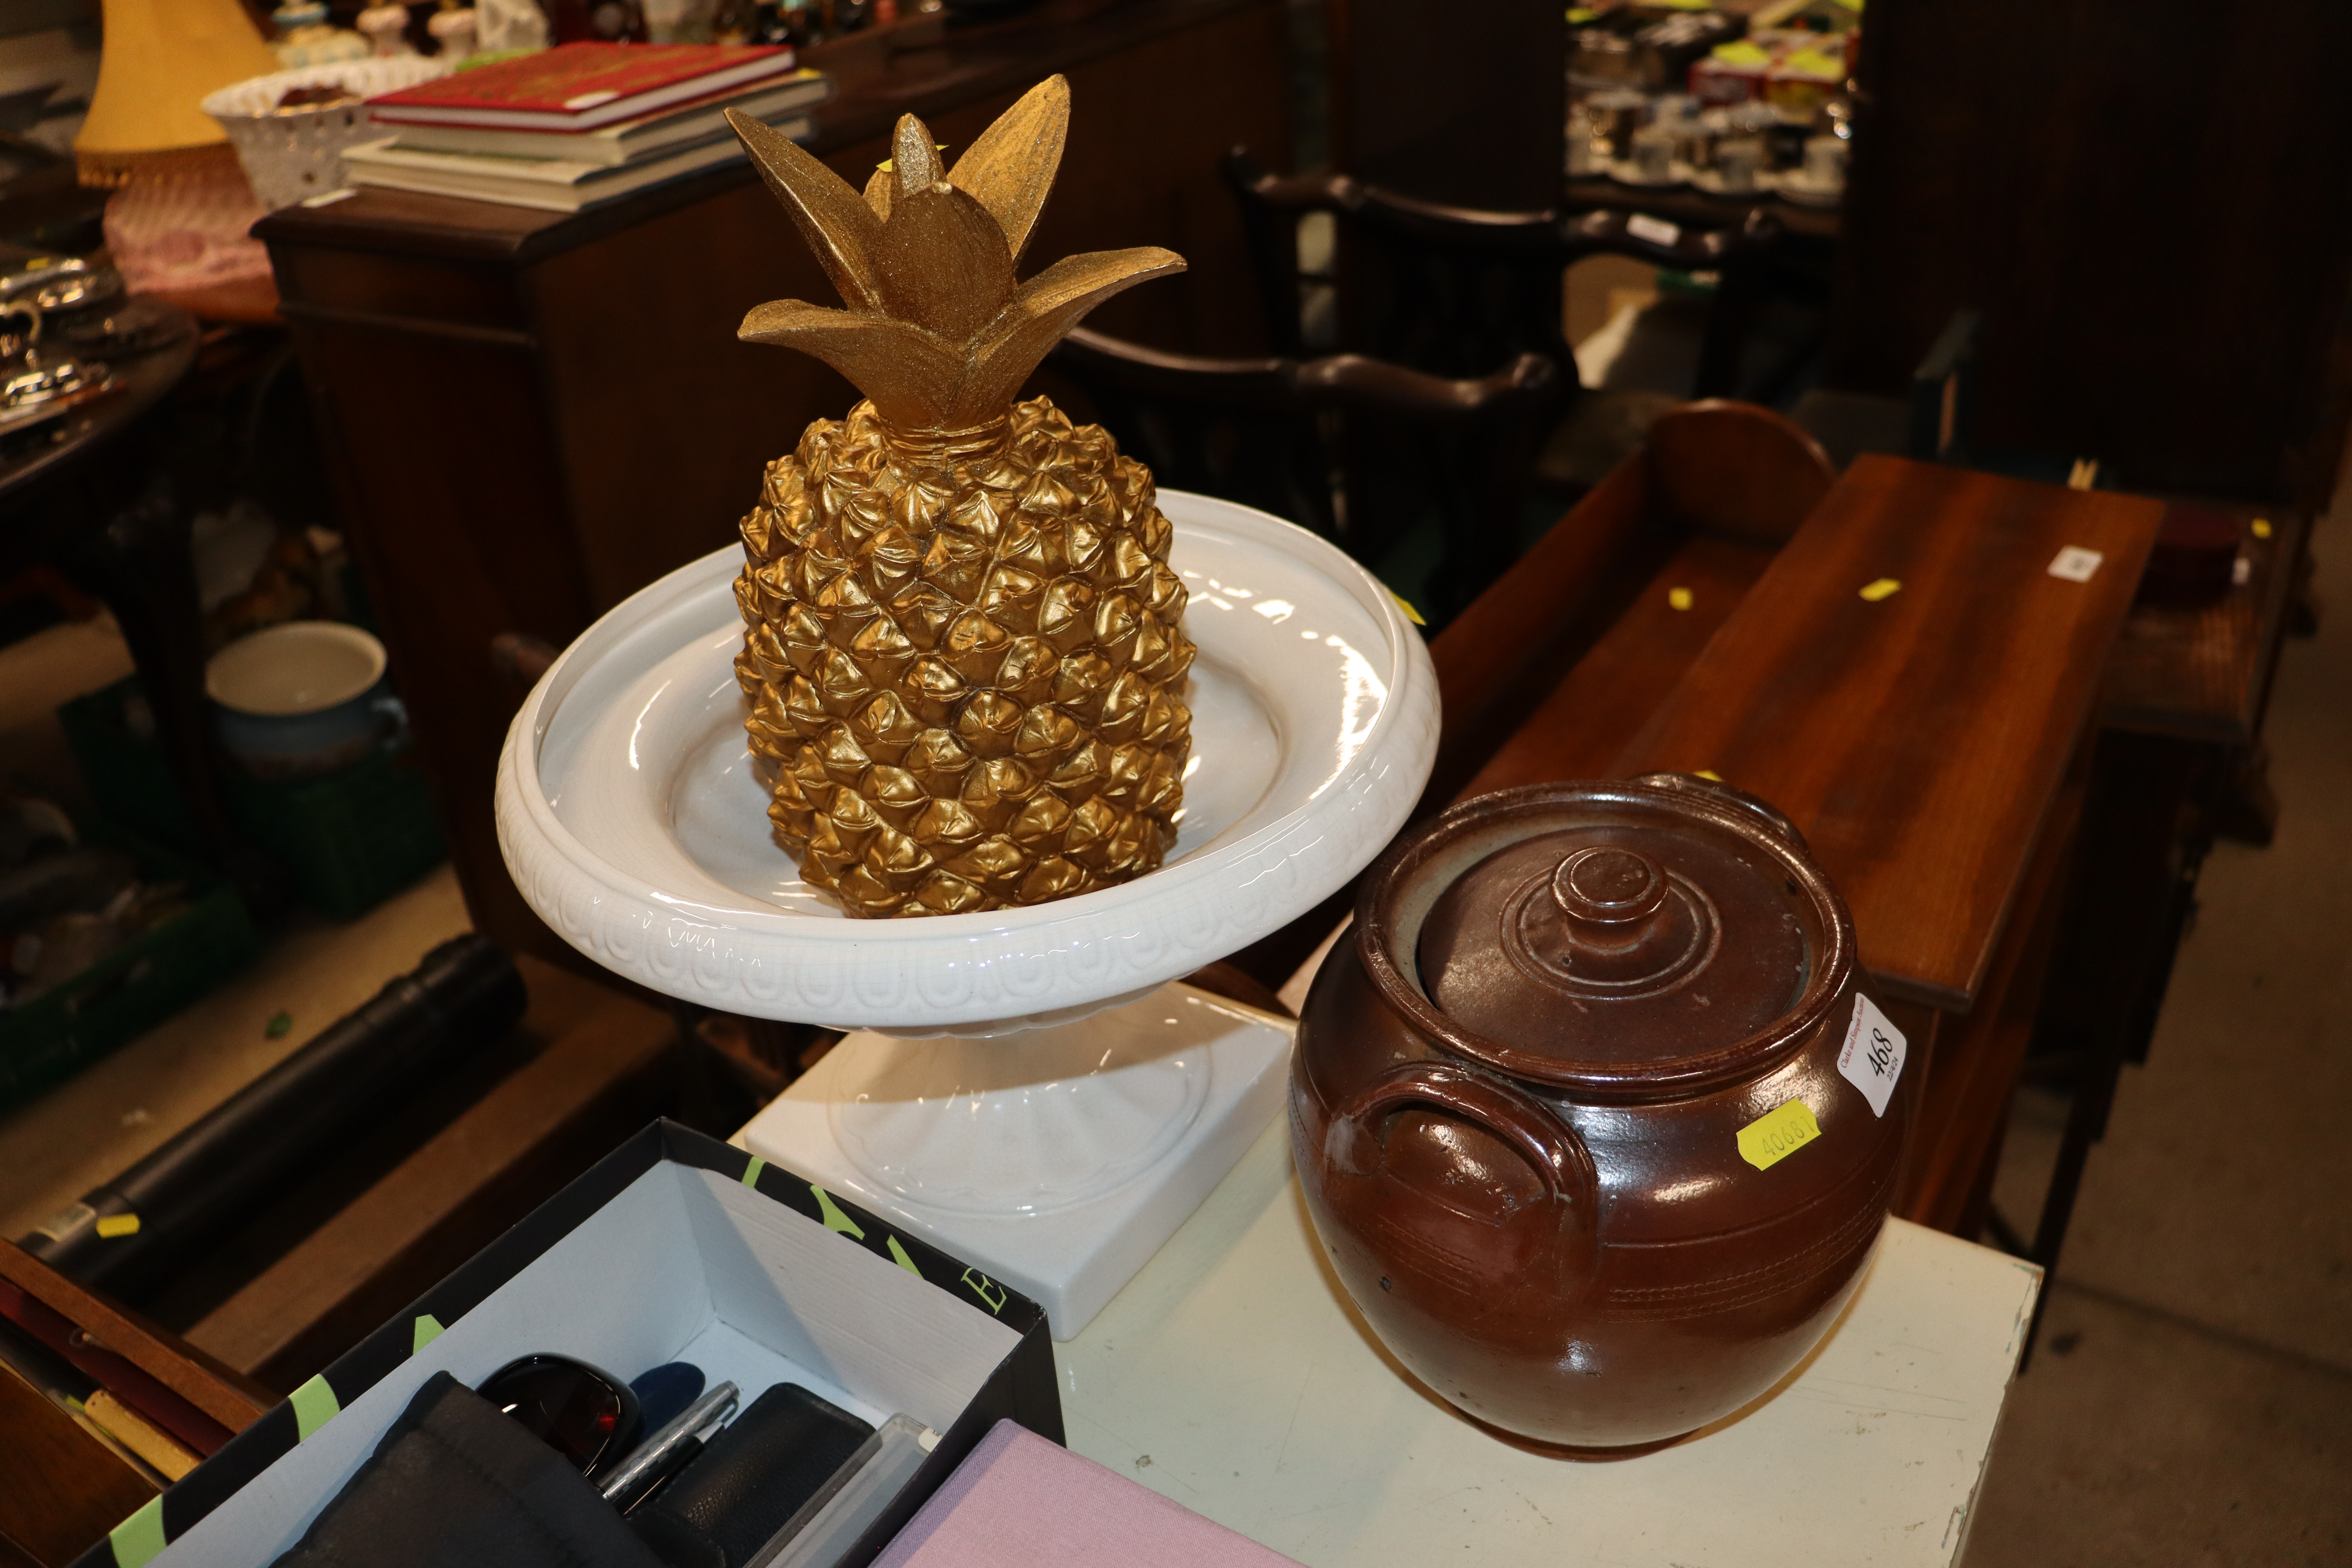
[1907,310,1982,465]
[1222,149,1781,398]
[1643,399,1837,547]
[1046,331,1336,537]
[1049,327,1559,622]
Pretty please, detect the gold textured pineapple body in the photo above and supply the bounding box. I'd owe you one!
[734,396,1193,917]
[720,74,1194,918]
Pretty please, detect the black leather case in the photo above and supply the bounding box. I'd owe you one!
[633,1384,875,1568]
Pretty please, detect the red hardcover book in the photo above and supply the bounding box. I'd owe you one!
[368,42,797,131]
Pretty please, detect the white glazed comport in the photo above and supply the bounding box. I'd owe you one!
[497,490,1438,1032]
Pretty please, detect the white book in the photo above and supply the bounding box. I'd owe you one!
[341,123,808,213]
[382,73,829,168]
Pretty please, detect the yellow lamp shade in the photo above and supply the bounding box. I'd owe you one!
[76,0,280,183]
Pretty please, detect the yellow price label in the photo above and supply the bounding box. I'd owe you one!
[95,1212,140,1238]
[1737,1099,1821,1171]
[1712,40,1772,67]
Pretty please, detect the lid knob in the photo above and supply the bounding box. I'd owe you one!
[1551,846,1667,929]
[1512,843,1715,994]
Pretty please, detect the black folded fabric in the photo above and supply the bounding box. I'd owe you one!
[270,1372,666,1568]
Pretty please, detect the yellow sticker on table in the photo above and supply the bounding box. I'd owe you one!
[1737,1099,1820,1171]
[1859,577,1902,602]
[1668,586,1693,611]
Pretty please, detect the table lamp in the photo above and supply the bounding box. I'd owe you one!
[74,0,279,186]
[76,0,280,294]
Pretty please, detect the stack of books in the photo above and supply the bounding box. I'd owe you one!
[346,42,830,214]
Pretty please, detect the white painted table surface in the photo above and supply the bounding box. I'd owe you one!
[1055,1116,2043,1568]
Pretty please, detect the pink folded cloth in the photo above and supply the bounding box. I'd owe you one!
[872,1420,1304,1568]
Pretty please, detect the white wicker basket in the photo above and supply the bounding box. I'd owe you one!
[203,57,453,212]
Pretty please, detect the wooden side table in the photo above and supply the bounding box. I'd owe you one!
[1606,456,2164,1232]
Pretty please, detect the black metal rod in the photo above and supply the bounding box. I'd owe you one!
[20,934,526,1296]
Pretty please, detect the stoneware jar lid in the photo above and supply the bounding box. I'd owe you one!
[1359,774,1854,1099]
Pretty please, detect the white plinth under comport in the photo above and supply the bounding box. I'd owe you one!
[739,982,1294,1339]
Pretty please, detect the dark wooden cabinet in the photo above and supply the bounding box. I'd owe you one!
[1328,0,1565,209]
[1830,0,2352,510]
[257,0,1291,960]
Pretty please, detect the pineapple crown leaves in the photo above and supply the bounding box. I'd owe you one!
[726,76,1185,435]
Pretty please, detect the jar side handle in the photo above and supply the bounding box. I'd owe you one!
[1633,770,1808,853]
[1328,1062,1601,1254]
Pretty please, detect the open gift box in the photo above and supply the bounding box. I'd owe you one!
[82,1122,1057,1568]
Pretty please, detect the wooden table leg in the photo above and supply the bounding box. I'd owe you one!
[64,473,279,908]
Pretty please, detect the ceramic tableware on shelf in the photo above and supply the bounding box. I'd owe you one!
[1617,123,1679,187]
[1775,133,1849,208]
[1693,136,1762,196]
[1565,105,1603,178]
[1584,89,1649,160]
[1291,774,1915,1450]
[205,620,394,779]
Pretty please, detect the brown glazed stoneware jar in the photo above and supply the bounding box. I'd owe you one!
[1292,775,1915,1449]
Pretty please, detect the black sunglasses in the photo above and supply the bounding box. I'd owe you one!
[478,1354,644,1481]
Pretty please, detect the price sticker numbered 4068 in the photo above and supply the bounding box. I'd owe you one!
[1837,994,1908,1118]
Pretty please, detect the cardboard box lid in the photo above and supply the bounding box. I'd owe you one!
[85,1121,1055,1568]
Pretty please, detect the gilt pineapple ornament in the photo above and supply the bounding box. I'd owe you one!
[723,78,1196,917]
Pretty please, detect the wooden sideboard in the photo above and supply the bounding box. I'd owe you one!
[256,0,1292,961]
